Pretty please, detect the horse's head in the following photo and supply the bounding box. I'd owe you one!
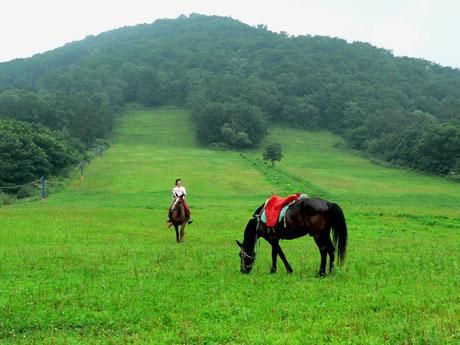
[237,214,260,273]
[171,194,185,209]
[236,240,256,273]
[170,195,186,225]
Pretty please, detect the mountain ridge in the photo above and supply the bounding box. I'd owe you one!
[0,14,459,187]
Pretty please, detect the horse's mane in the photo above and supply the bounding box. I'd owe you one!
[243,217,258,246]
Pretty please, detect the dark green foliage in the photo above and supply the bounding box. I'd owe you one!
[0,119,78,188]
[0,14,459,179]
[192,100,266,147]
[414,124,460,175]
[346,108,460,175]
[263,143,283,166]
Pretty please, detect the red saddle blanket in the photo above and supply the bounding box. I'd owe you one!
[264,193,300,227]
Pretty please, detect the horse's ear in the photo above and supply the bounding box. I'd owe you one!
[236,240,243,248]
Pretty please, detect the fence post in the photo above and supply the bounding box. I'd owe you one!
[80,161,84,180]
[41,176,45,201]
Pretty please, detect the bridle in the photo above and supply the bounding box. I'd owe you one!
[240,247,257,271]
[240,217,260,271]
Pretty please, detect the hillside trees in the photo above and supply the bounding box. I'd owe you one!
[0,14,460,180]
[0,119,78,187]
[414,124,460,174]
[0,76,119,190]
[0,88,116,146]
[345,108,460,175]
[191,99,266,148]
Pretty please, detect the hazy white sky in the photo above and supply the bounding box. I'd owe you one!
[1,0,459,68]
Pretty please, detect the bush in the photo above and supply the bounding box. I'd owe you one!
[17,185,38,199]
[0,192,15,206]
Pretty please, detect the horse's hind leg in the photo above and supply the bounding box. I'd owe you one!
[179,223,185,243]
[325,235,335,273]
[314,236,328,277]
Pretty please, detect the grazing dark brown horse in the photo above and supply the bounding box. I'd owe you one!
[168,195,188,243]
[236,197,348,276]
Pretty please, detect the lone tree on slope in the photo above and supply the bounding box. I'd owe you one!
[263,143,283,167]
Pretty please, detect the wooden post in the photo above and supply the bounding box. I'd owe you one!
[41,176,45,201]
[80,161,84,181]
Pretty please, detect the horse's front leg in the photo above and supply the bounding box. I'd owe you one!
[174,225,180,243]
[277,243,293,273]
[270,240,279,273]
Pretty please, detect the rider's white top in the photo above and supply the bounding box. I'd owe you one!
[172,186,187,199]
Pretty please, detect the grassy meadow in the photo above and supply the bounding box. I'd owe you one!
[0,107,459,344]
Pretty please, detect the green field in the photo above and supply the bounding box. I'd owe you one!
[1,107,459,344]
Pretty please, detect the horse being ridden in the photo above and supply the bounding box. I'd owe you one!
[237,197,348,276]
[171,178,192,223]
[168,194,188,243]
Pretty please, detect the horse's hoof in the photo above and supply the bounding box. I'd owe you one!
[287,269,293,274]
[270,268,277,274]
[318,271,326,277]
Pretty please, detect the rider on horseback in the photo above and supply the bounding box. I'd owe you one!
[168,178,192,224]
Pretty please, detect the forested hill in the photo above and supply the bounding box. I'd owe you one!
[1,14,459,189]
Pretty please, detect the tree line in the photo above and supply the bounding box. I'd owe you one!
[0,14,459,190]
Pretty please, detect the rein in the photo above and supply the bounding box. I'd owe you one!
[240,216,261,270]
[171,196,181,210]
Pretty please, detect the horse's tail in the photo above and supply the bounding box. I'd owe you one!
[328,203,348,266]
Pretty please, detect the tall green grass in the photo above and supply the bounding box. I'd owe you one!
[1,107,459,344]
